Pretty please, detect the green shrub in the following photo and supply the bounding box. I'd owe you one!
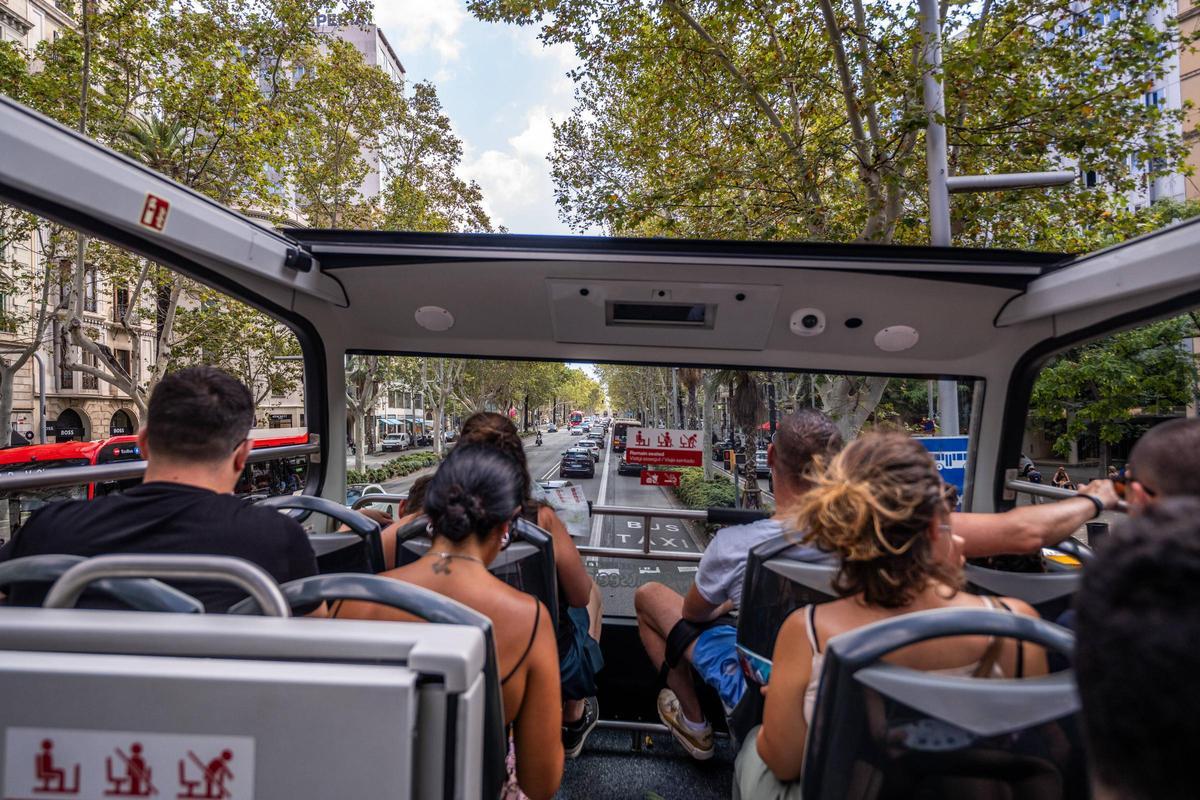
[346,451,442,486]
[673,467,735,509]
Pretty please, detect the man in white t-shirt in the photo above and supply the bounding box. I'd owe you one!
[634,409,843,760]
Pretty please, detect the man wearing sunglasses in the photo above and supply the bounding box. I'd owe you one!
[0,366,319,613]
[1113,417,1200,512]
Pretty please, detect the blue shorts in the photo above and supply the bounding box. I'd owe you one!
[691,624,745,712]
[560,606,605,700]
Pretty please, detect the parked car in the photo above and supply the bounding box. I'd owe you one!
[560,448,595,479]
[443,430,456,442]
[346,483,385,507]
[546,424,557,433]
[617,449,644,476]
[381,432,411,452]
[577,439,601,462]
[413,433,433,447]
[755,449,771,478]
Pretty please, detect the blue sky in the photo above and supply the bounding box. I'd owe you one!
[375,1,587,235]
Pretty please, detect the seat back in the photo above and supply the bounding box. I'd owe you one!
[735,532,839,685]
[804,608,1085,800]
[964,554,1082,621]
[256,494,385,574]
[0,554,203,613]
[397,515,561,632]
[0,573,495,800]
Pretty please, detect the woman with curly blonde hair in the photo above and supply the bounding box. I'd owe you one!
[734,432,1047,799]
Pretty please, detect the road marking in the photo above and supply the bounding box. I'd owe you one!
[589,440,613,548]
[538,460,560,481]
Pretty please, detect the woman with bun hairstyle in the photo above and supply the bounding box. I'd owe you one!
[457,412,604,758]
[735,432,1047,798]
[333,444,563,800]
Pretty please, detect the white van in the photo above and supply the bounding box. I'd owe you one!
[381,432,411,452]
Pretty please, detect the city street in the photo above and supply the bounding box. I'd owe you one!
[368,427,705,615]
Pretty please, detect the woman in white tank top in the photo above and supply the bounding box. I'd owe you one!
[735,432,1047,799]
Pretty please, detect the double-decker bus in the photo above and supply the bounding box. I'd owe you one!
[610,418,642,452]
[568,409,584,427]
[1,92,1192,800]
[0,429,310,535]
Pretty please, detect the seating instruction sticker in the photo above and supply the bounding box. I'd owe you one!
[3,727,254,800]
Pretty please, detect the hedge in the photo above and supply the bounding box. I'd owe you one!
[347,451,441,486]
[672,467,736,510]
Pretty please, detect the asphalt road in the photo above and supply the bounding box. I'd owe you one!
[528,428,705,616]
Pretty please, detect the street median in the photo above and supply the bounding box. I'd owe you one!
[348,451,441,485]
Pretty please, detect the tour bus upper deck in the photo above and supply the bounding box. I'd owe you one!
[0,93,1196,799]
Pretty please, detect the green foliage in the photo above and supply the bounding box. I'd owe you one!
[1030,316,1199,456]
[673,466,735,510]
[346,451,441,486]
[470,0,1191,252]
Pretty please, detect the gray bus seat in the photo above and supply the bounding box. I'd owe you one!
[229,572,507,800]
[0,579,496,799]
[257,494,386,574]
[397,514,561,633]
[964,562,1080,621]
[0,554,204,613]
[803,608,1083,800]
[730,533,839,742]
[735,533,839,686]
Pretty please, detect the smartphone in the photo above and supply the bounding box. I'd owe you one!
[736,644,773,685]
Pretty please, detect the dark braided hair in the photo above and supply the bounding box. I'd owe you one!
[424,444,523,543]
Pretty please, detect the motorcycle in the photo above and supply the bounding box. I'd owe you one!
[535,434,543,446]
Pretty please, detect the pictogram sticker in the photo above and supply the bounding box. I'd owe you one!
[3,729,253,800]
[139,194,170,232]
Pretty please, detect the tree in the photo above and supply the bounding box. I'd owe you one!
[470,0,1194,433]
[1029,317,1197,460]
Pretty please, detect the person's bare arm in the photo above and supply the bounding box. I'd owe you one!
[681,583,732,623]
[513,602,565,800]
[756,610,814,781]
[954,480,1120,558]
[539,506,592,608]
[996,597,1048,678]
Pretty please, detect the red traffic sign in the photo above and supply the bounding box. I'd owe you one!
[641,470,682,487]
[625,428,704,467]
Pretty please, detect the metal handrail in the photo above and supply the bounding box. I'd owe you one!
[578,545,702,563]
[351,492,407,510]
[43,554,291,617]
[1006,479,1128,513]
[0,442,320,493]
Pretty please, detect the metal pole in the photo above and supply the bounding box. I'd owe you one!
[642,515,653,554]
[768,383,777,438]
[920,0,960,435]
[32,352,46,443]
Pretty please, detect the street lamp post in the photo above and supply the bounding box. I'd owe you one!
[920,0,1073,435]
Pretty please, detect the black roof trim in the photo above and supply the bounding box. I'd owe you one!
[287,229,1071,273]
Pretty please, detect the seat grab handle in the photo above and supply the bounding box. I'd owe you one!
[43,554,290,617]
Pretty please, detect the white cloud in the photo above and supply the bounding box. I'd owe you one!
[374,0,467,67]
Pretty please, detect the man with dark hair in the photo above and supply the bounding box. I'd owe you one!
[0,367,318,612]
[1075,497,1200,800]
[634,408,843,760]
[1122,417,1200,510]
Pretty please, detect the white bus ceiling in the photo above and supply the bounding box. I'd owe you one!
[6,95,1200,513]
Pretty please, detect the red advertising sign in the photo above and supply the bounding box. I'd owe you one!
[640,470,682,487]
[626,428,704,468]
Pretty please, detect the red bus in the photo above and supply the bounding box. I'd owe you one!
[569,410,584,427]
[0,430,311,534]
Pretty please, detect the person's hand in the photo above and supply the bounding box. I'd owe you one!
[1078,479,1120,510]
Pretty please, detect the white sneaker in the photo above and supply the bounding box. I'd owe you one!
[657,688,714,760]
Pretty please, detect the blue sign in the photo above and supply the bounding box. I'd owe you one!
[915,435,970,507]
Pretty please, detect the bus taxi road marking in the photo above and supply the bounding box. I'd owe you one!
[3,727,254,800]
[588,440,613,548]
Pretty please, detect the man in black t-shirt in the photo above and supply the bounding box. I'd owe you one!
[0,366,317,612]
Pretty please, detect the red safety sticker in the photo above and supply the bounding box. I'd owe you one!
[3,727,254,800]
[139,194,170,232]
